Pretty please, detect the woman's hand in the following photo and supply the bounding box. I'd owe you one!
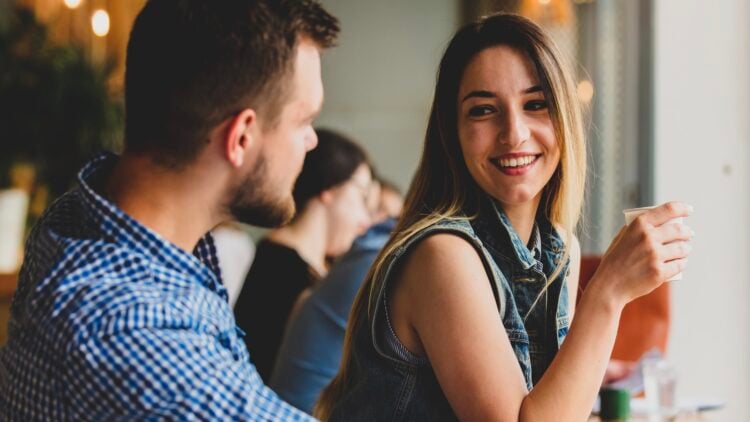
[590,202,694,307]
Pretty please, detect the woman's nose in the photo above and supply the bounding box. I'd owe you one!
[499,108,530,147]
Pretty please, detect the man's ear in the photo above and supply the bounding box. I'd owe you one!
[224,109,257,168]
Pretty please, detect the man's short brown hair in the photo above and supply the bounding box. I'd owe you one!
[124,0,339,168]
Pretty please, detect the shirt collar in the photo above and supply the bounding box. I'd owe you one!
[77,152,226,298]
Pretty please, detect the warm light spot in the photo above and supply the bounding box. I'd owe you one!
[539,0,552,5]
[91,9,110,37]
[577,80,594,103]
[63,0,83,9]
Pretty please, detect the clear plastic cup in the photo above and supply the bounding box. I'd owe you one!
[642,358,678,419]
[623,206,684,281]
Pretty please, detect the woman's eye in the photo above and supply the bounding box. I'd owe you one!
[525,100,548,111]
[468,105,495,117]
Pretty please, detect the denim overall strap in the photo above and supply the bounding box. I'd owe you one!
[537,216,571,349]
[369,218,535,389]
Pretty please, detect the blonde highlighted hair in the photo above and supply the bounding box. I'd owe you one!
[315,13,586,419]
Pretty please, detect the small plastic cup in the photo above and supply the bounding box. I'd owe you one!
[623,206,684,281]
[642,358,678,418]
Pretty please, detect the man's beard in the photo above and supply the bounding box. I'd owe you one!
[228,159,296,228]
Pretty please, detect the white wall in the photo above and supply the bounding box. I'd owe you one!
[654,1,750,420]
[317,0,459,191]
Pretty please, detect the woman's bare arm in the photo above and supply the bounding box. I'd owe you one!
[389,203,692,421]
[390,233,528,421]
[567,235,581,319]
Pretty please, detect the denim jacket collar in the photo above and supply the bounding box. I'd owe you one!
[486,199,536,270]
[481,196,565,271]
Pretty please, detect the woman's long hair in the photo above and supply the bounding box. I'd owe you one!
[315,13,586,419]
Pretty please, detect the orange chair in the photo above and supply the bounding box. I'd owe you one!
[578,256,670,362]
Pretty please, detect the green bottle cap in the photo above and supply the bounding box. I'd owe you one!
[599,388,630,421]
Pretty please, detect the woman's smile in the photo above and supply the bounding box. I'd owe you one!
[490,152,542,176]
[457,45,560,208]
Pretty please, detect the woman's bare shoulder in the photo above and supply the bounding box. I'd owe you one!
[395,232,490,298]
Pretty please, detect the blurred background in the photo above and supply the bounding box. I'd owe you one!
[0,0,747,419]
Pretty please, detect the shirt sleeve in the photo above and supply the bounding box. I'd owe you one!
[62,325,316,421]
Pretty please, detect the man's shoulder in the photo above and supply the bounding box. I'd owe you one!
[25,211,151,296]
[22,237,148,313]
[22,227,180,331]
[14,180,232,349]
[20,249,224,350]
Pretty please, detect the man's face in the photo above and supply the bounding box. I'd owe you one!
[229,39,323,227]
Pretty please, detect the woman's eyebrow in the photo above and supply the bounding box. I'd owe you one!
[461,85,543,103]
[523,85,543,94]
[461,90,495,103]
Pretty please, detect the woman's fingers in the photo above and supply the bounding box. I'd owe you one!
[597,203,694,301]
[655,222,694,244]
[662,257,689,280]
[638,202,692,227]
[660,241,692,262]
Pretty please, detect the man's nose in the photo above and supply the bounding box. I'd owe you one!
[305,131,318,151]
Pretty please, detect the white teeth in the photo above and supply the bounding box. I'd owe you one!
[497,155,537,168]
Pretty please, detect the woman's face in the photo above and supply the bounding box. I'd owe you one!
[457,45,560,209]
[323,163,373,258]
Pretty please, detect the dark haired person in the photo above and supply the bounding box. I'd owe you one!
[317,13,692,421]
[270,180,403,414]
[0,0,338,419]
[235,128,373,381]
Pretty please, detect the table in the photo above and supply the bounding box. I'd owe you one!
[0,272,17,346]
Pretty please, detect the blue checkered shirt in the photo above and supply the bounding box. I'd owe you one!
[0,153,314,421]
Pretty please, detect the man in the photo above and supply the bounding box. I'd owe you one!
[0,0,338,419]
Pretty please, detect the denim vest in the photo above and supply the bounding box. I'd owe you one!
[329,198,570,421]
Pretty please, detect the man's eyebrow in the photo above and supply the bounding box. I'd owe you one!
[304,107,322,122]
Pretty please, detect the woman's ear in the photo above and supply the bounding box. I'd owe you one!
[319,188,335,205]
[223,109,257,168]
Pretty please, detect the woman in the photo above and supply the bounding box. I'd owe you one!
[269,179,404,414]
[316,14,692,421]
[234,128,374,382]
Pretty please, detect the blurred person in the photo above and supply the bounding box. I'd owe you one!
[317,13,693,421]
[0,0,339,420]
[234,128,373,382]
[372,178,404,223]
[270,179,403,414]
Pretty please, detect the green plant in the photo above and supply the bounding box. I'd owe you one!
[0,7,123,198]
